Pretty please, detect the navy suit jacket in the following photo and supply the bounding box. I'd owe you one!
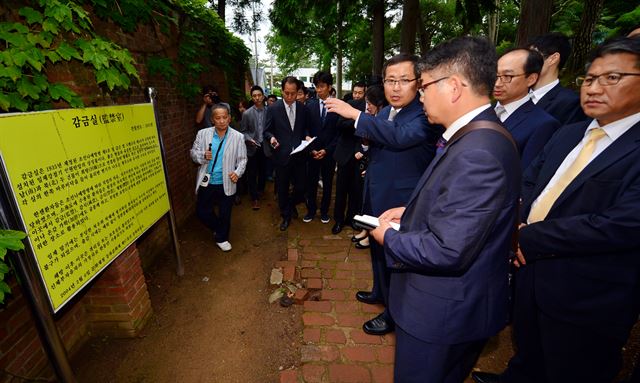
[333,99,365,166]
[306,98,340,156]
[384,108,521,344]
[519,118,640,337]
[503,100,560,171]
[355,96,442,215]
[263,99,309,166]
[536,83,587,126]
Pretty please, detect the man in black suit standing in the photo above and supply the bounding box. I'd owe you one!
[473,37,640,383]
[332,95,366,234]
[263,76,310,231]
[528,32,587,125]
[304,71,340,224]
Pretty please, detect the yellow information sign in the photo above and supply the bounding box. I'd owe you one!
[0,104,170,312]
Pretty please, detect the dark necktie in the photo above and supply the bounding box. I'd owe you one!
[320,100,326,125]
[436,137,447,154]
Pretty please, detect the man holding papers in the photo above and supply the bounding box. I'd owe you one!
[370,37,520,382]
[264,76,311,231]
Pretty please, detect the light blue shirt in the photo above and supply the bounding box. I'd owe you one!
[207,129,228,184]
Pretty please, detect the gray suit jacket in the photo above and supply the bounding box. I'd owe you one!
[190,127,247,196]
[240,105,266,157]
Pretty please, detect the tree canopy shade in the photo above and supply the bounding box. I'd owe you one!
[266,0,640,86]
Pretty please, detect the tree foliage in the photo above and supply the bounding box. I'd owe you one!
[0,230,27,304]
[0,0,138,111]
[0,0,250,112]
[265,0,637,87]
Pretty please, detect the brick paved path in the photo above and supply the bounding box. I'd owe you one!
[276,213,515,383]
[279,219,395,383]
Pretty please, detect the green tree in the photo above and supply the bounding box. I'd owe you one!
[269,0,365,95]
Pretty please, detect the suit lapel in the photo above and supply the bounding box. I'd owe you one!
[552,121,640,208]
[404,107,499,207]
[504,101,533,133]
[529,123,586,200]
[536,83,560,109]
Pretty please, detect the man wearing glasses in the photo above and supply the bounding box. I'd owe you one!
[473,37,640,383]
[326,54,441,336]
[494,49,560,171]
[369,36,520,382]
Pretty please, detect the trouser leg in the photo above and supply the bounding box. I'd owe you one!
[196,186,218,232]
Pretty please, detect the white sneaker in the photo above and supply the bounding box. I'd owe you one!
[216,241,232,252]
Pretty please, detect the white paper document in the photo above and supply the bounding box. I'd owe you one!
[291,137,317,155]
[353,214,400,231]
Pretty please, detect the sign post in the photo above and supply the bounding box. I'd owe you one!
[0,170,77,383]
[147,87,183,276]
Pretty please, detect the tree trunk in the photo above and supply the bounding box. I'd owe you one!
[417,11,429,55]
[217,0,226,23]
[400,0,419,54]
[371,0,384,78]
[488,0,500,45]
[515,0,552,47]
[567,0,605,76]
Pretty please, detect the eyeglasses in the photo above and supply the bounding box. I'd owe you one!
[418,77,449,96]
[495,73,526,83]
[383,78,417,87]
[575,72,640,87]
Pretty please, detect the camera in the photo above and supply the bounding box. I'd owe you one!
[200,174,210,187]
[207,92,221,104]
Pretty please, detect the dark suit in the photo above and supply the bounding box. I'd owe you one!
[384,108,521,382]
[355,95,441,316]
[333,99,366,224]
[503,100,560,171]
[263,99,309,219]
[535,83,587,126]
[305,98,340,217]
[240,105,267,201]
[503,118,640,383]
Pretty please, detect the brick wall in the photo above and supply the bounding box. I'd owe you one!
[0,3,244,381]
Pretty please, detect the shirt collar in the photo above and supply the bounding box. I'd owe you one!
[586,111,640,142]
[530,79,559,104]
[443,104,492,141]
[496,94,531,119]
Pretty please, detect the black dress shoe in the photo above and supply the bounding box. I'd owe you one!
[363,314,394,335]
[355,241,370,249]
[356,291,383,305]
[471,372,501,383]
[331,222,343,234]
[279,218,290,231]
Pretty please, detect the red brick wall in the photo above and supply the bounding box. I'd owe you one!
[0,4,241,381]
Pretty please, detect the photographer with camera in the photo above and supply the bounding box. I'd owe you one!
[195,85,229,129]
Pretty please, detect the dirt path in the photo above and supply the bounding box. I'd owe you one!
[72,186,302,382]
[72,183,640,382]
